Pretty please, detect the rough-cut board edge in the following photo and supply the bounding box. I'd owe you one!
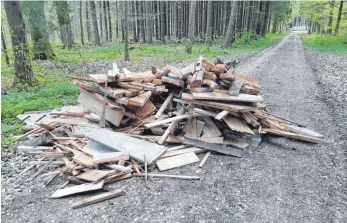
[262,128,329,144]
[72,189,125,209]
[51,181,104,198]
[156,152,200,171]
[223,116,255,135]
[192,92,263,103]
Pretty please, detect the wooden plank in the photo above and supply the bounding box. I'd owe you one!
[190,69,204,87]
[223,116,255,135]
[77,170,115,182]
[180,63,195,78]
[192,92,263,103]
[183,137,242,157]
[116,71,156,82]
[93,152,130,164]
[78,89,124,127]
[262,128,329,144]
[72,189,125,209]
[233,72,259,85]
[135,173,200,180]
[154,92,174,119]
[156,152,200,171]
[51,181,104,198]
[229,78,244,96]
[161,76,184,86]
[88,74,108,84]
[197,136,224,143]
[86,129,166,164]
[202,79,218,89]
[166,65,183,79]
[161,147,205,158]
[136,100,156,118]
[199,151,211,168]
[144,114,191,129]
[222,140,249,149]
[202,117,222,137]
[128,91,152,107]
[215,110,229,120]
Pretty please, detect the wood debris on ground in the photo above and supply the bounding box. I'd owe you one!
[13,56,328,208]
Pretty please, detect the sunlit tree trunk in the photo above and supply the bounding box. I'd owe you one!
[90,1,101,45]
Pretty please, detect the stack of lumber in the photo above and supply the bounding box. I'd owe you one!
[14,56,328,208]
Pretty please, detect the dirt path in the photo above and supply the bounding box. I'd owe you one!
[2,34,346,223]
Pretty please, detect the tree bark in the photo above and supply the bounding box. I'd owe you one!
[328,0,335,34]
[205,0,213,43]
[160,1,165,43]
[223,1,237,48]
[86,1,91,42]
[107,1,112,41]
[55,1,74,49]
[1,27,10,66]
[103,1,109,41]
[188,1,197,40]
[90,1,101,45]
[80,1,85,45]
[22,1,55,59]
[98,1,103,42]
[124,1,129,61]
[334,0,344,35]
[145,1,153,43]
[4,1,33,86]
[154,1,159,39]
[260,1,270,37]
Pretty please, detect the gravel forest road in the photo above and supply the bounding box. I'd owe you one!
[2,34,346,223]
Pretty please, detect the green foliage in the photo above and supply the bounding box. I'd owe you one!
[1,84,79,149]
[301,33,347,54]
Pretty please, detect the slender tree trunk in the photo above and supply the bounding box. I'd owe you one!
[55,1,74,49]
[205,1,213,43]
[334,0,344,35]
[328,0,335,34]
[260,1,270,37]
[4,1,33,86]
[80,1,85,45]
[23,1,55,59]
[124,1,129,61]
[223,1,237,48]
[86,1,91,42]
[188,1,197,40]
[155,1,159,39]
[98,1,103,42]
[1,27,10,66]
[115,1,119,39]
[90,1,101,45]
[103,1,108,41]
[107,1,112,41]
[160,1,165,43]
[145,1,153,43]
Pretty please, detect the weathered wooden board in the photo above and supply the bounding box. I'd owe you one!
[192,92,263,103]
[77,170,114,182]
[161,147,205,158]
[223,116,255,135]
[215,110,229,120]
[51,181,104,198]
[262,128,329,144]
[201,117,222,137]
[128,91,152,107]
[229,78,244,96]
[156,152,200,171]
[72,189,125,209]
[197,137,224,143]
[78,89,124,127]
[183,137,242,157]
[86,129,166,164]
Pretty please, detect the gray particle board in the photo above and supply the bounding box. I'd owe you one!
[86,128,166,164]
[156,152,200,171]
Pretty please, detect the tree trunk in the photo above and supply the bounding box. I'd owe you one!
[145,1,153,43]
[4,1,33,86]
[160,1,165,43]
[103,1,109,41]
[90,1,101,45]
[1,27,10,66]
[328,0,335,34]
[86,1,91,42]
[55,1,74,49]
[22,1,55,59]
[187,1,197,40]
[107,1,112,41]
[98,1,103,42]
[334,0,344,35]
[154,1,159,39]
[124,1,129,61]
[260,1,270,37]
[80,1,85,45]
[205,1,213,43]
[223,1,237,48]
[115,1,119,39]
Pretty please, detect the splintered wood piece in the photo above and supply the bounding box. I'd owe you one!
[222,139,249,149]
[77,170,115,182]
[193,108,218,117]
[161,76,184,86]
[93,152,130,164]
[158,106,185,144]
[154,92,175,119]
[136,100,157,118]
[128,91,152,107]
[51,181,104,198]
[144,114,191,128]
[199,151,211,168]
[203,71,217,80]
[78,89,124,127]
[214,64,226,73]
[201,59,215,71]
[229,78,244,96]
[223,116,255,135]
[152,79,163,85]
[180,63,195,78]
[155,68,170,79]
[166,65,183,79]
[183,137,242,157]
[215,110,229,121]
[187,85,211,93]
[192,92,263,103]
[135,173,200,180]
[241,84,260,95]
[161,147,205,158]
[219,72,235,80]
[202,117,222,137]
[116,71,156,82]
[72,189,125,209]
[202,79,218,89]
[190,69,204,87]
[156,152,200,171]
[233,72,259,85]
[197,137,224,143]
[262,128,329,144]
[88,74,109,83]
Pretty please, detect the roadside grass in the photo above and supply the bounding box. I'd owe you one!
[1,32,285,150]
[301,33,347,54]
[1,84,79,149]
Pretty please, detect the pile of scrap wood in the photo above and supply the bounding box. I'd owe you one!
[14,56,328,208]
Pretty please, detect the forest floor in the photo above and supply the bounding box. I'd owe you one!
[2,33,347,222]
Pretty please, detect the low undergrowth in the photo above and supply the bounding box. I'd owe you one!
[301,33,347,54]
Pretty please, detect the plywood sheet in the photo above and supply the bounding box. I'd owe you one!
[156,152,199,171]
[223,116,254,135]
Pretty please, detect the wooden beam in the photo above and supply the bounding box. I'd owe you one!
[72,189,125,209]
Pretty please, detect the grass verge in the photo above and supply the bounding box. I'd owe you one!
[301,33,347,54]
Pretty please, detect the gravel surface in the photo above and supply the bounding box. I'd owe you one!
[2,34,346,222]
